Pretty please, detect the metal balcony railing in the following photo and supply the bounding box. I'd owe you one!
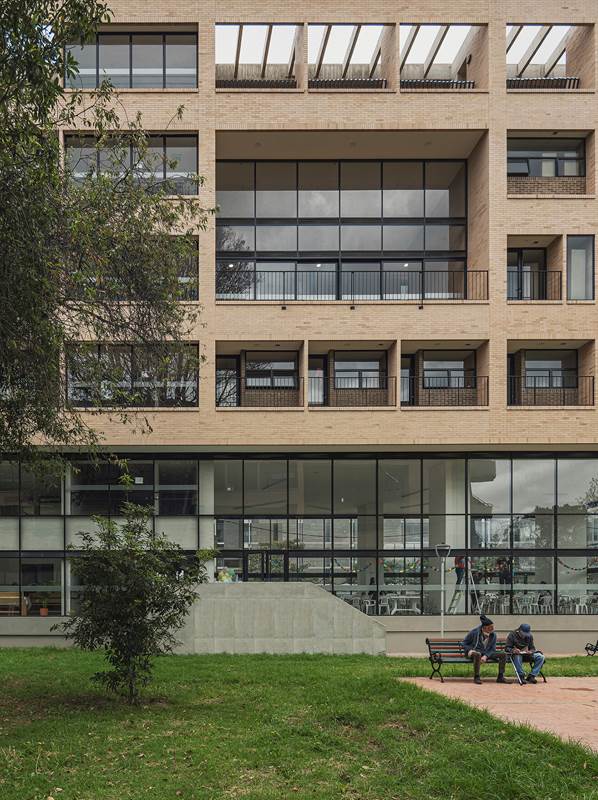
[400,78,475,89]
[401,375,489,406]
[508,375,594,407]
[308,376,396,407]
[216,377,304,408]
[506,76,580,90]
[507,270,562,301]
[216,269,489,302]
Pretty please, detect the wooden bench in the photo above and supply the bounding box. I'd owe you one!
[426,637,547,683]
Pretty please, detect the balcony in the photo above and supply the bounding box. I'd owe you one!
[399,24,487,90]
[507,136,587,196]
[217,377,304,408]
[508,375,594,407]
[215,24,301,89]
[506,25,593,91]
[308,24,394,90]
[507,270,562,301]
[401,374,489,407]
[308,376,396,407]
[216,266,488,302]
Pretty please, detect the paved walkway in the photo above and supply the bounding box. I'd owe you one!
[404,677,598,751]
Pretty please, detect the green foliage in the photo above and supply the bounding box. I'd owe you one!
[57,503,214,703]
[0,2,212,465]
[0,651,597,799]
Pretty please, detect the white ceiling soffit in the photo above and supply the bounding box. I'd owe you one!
[505,24,570,67]
[400,24,472,66]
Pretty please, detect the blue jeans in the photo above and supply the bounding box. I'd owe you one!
[512,651,545,678]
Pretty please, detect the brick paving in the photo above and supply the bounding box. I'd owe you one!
[404,677,598,751]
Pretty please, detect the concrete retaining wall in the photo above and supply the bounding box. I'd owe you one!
[176,582,387,654]
[380,615,598,656]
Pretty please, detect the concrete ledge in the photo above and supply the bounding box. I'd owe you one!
[378,615,598,656]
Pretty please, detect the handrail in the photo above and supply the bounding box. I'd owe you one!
[508,375,594,406]
[216,268,489,302]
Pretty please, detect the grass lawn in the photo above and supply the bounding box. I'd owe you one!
[0,651,597,800]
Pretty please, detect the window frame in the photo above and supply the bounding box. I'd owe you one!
[65,32,198,90]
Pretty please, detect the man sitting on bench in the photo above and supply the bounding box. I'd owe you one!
[506,623,545,684]
[462,615,507,685]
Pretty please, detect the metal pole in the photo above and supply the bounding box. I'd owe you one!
[440,556,446,637]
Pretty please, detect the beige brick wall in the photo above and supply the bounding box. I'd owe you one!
[61,1,598,454]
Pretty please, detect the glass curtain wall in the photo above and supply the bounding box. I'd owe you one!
[2,455,598,617]
[216,160,467,300]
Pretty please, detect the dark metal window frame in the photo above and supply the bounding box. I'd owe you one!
[507,137,586,178]
[66,343,199,408]
[215,158,468,268]
[4,453,598,616]
[65,32,198,89]
[64,133,199,195]
[567,234,595,301]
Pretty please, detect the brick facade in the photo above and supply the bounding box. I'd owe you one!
[62,0,598,454]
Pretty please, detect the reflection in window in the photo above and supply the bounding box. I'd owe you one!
[66,33,197,89]
[67,344,198,408]
[507,138,585,178]
[65,135,198,195]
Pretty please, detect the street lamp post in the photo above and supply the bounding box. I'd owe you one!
[435,543,452,637]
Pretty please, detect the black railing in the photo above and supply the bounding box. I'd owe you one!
[400,78,475,90]
[216,269,489,302]
[308,78,387,89]
[216,377,303,408]
[507,270,562,300]
[401,375,489,406]
[308,376,396,407]
[506,76,580,90]
[216,77,297,89]
[508,375,594,407]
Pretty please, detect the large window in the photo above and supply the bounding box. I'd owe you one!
[4,455,598,616]
[65,135,198,195]
[507,138,585,177]
[567,235,594,301]
[66,33,198,89]
[67,344,198,408]
[216,160,467,297]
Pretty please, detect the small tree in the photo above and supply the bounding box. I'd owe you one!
[58,502,214,704]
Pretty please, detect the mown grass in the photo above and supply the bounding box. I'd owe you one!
[0,650,597,800]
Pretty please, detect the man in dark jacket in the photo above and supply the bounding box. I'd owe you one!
[505,623,545,684]
[461,615,507,685]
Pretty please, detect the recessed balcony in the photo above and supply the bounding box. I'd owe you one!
[506,24,594,91]
[216,262,488,302]
[507,134,589,196]
[401,343,489,407]
[307,24,395,90]
[399,24,487,90]
[216,345,304,408]
[507,342,595,406]
[308,345,396,408]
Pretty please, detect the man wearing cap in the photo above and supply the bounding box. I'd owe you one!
[506,623,545,684]
[461,615,508,685]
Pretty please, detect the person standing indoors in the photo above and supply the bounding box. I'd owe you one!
[506,623,545,684]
